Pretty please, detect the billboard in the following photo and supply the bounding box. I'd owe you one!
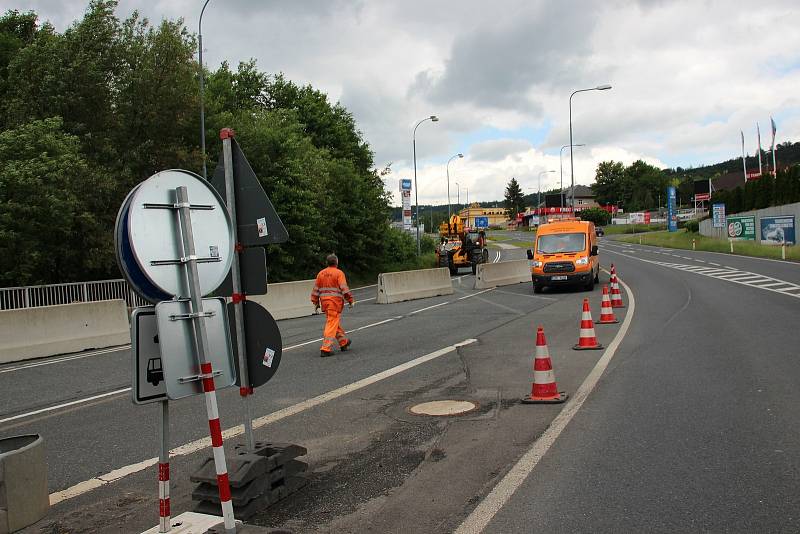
[544,193,566,207]
[400,179,412,191]
[712,203,726,228]
[475,216,489,228]
[629,212,651,224]
[760,215,795,245]
[399,179,412,231]
[726,215,755,240]
[667,186,678,232]
[693,179,710,201]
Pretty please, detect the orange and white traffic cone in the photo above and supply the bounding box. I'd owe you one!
[573,298,604,350]
[597,285,618,324]
[610,263,616,276]
[610,273,625,308]
[522,326,568,404]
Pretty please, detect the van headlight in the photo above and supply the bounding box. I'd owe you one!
[533,260,543,268]
[575,257,589,266]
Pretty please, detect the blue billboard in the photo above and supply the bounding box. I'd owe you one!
[474,216,488,228]
[400,178,412,191]
[760,215,795,245]
[667,186,677,232]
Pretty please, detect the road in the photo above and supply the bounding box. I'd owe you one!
[3,239,799,533]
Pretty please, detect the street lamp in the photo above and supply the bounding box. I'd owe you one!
[413,115,439,255]
[455,182,460,207]
[198,0,212,179]
[569,84,611,209]
[560,144,585,208]
[446,153,463,221]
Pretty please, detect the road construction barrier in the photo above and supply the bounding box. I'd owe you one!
[376,267,453,304]
[0,300,129,364]
[474,259,530,289]
[0,434,49,533]
[248,280,316,320]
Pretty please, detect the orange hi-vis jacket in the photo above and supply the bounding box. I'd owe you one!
[311,266,354,312]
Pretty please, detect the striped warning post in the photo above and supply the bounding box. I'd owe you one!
[200,362,236,531]
[158,462,170,532]
[597,285,619,324]
[522,326,567,404]
[573,298,604,350]
[610,272,625,308]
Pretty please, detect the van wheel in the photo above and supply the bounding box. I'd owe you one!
[594,268,600,283]
[533,284,543,294]
[585,277,595,291]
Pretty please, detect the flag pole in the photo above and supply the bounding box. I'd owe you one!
[771,117,778,178]
[757,123,763,177]
[741,130,747,184]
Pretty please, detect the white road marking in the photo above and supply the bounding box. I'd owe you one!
[49,338,479,505]
[0,345,130,374]
[709,262,721,266]
[454,275,636,534]
[606,249,800,299]
[0,388,131,425]
[409,301,450,315]
[458,288,496,300]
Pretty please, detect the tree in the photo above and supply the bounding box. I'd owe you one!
[504,177,525,219]
[592,161,625,205]
[578,207,611,226]
[0,117,115,285]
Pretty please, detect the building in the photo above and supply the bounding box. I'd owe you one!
[565,185,600,209]
[458,204,508,228]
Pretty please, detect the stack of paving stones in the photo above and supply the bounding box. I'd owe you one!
[191,441,308,519]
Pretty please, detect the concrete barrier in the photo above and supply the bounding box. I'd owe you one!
[248,279,316,320]
[376,267,453,304]
[474,260,531,289]
[0,300,130,364]
[0,435,49,533]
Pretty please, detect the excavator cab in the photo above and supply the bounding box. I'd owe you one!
[436,215,489,275]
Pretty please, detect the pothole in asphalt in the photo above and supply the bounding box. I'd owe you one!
[408,400,479,417]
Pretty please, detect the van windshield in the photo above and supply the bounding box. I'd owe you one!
[537,233,586,254]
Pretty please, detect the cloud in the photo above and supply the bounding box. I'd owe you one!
[14,0,800,206]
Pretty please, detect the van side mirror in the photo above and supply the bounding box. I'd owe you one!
[526,249,533,260]
[591,245,598,256]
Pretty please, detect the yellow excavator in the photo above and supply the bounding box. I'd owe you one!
[436,215,489,275]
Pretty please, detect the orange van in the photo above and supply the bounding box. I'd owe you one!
[526,219,600,293]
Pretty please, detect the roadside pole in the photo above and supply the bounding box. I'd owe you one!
[221,130,256,451]
[175,186,236,534]
[158,401,170,533]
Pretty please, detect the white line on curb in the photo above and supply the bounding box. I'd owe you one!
[0,388,132,425]
[49,338,478,505]
[454,275,635,534]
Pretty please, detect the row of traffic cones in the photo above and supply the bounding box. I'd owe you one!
[522,265,625,404]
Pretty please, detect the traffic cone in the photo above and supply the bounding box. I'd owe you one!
[610,263,616,276]
[573,298,604,350]
[610,273,625,308]
[522,326,568,404]
[597,285,618,324]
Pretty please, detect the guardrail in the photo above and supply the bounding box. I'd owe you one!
[0,279,148,310]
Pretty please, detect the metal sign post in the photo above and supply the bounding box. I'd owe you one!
[175,186,236,534]
[221,131,256,451]
[158,400,170,533]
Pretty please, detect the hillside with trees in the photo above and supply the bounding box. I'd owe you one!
[0,2,420,286]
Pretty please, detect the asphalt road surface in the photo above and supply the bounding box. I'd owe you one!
[3,239,799,533]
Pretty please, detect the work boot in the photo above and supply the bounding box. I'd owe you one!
[320,349,333,358]
[339,340,352,352]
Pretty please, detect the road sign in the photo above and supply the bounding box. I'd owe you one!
[727,215,755,240]
[131,307,167,404]
[126,169,234,299]
[210,136,288,245]
[400,179,412,191]
[228,301,282,389]
[760,215,796,245]
[712,203,726,228]
[215,247,268,297]
[474,216,488,228]
[155,297,236,400]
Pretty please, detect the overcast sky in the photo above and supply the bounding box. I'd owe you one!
[10,0,800,206]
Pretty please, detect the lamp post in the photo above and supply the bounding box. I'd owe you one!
[560,144,585,208]
[198,0,212,179]
[569,84,611,209]
[446,153,463,221]
[413,115,439,255]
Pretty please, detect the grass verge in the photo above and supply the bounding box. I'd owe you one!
[603,224,666,235]
[617,231,800,261]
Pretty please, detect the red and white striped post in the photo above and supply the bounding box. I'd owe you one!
[201,361,235,529]
[158,400,170,532]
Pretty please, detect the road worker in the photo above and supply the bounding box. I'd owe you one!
[311,253,354,357]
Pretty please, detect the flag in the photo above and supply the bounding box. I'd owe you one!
[757,123,762,153]
[770,116,777,149]
[741,130,745,153]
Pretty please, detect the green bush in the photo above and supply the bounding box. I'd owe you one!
[684,220,699,233]
[578,207,612,226]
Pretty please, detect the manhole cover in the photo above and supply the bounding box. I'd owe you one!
[409,400,478,417]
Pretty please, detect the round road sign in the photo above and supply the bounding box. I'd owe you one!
[127,169,233,299]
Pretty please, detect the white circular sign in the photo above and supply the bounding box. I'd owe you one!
[127,169,233,298]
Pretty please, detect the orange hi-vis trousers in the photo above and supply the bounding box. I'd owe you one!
[321,301,349,353]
